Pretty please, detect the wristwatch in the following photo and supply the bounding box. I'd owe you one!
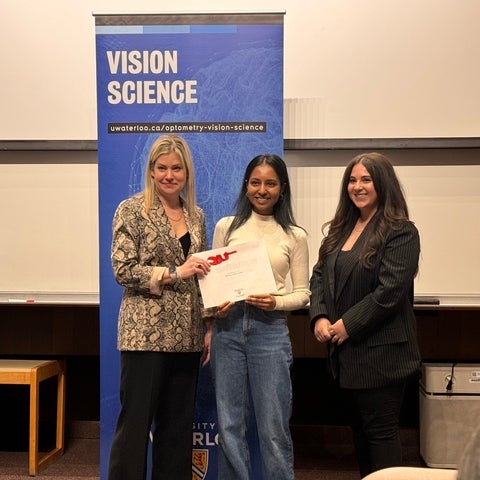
[168,265,179,283]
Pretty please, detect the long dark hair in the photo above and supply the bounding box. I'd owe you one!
[318,152,412,268]
[225,154,301,242]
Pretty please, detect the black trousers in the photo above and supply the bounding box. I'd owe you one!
[342,382,406,478]
[107,350,201,480]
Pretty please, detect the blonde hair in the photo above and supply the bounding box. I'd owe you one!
[143,135,197,216]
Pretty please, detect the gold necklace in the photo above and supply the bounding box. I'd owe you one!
[166,211,183,222]
[161,202,183,222]
[158,195,184,222]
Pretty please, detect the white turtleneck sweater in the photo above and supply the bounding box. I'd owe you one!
[212,211,311,311]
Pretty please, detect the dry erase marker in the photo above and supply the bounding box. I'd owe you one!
[8,298,35,303]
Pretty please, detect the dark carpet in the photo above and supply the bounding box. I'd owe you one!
[0,422,423,479]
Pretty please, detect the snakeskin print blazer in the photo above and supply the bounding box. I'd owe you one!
[111,193,206,353]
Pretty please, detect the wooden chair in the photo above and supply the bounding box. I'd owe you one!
[0,359,65,475]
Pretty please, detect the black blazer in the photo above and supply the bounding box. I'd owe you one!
[309,221,421,389]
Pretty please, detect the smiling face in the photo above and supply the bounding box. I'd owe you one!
[246,164,284,215]
[151,151,186,201]
[347,162,378,217]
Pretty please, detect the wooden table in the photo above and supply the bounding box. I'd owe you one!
[0,359,65,476]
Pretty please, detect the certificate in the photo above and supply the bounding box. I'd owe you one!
[196,239,277,308]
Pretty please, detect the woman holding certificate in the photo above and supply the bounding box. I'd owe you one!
[210,154,310,480]
[107,134,211,480]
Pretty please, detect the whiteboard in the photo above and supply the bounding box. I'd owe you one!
[1,149,479,299]
[287,157,480,299]
[1,0,479,139]
[0,155,99,295]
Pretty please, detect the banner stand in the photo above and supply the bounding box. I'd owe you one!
[94,11,284,479]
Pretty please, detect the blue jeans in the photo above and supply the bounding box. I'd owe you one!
[210,302,294,480]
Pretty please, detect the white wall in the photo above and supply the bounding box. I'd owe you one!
[1,150,479,299]
[1,0,479,139]
[1,2,479,301]
[287,160,480,298]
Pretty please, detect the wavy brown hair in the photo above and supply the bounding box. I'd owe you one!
[317,152,412,268]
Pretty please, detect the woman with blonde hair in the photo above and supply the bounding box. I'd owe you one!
[108,134,211,480]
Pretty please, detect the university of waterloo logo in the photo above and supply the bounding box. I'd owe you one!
[192,449,209,480]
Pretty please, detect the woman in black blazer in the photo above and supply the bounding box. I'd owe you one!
[309,152,421,478]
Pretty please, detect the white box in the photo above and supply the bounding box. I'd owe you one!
[419,363,480,468]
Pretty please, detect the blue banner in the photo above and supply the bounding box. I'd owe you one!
[95,12,284,479]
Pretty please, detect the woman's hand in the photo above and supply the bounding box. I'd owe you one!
[328,319,349,345]
[201,321,213,367]
[177,256,211,280]
[214,301,234,318]
[314,317,333,343]
[245,294,276,311]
